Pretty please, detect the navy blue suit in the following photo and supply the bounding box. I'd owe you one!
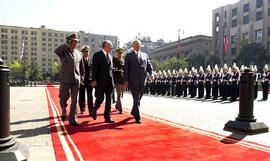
[124,50,153,120]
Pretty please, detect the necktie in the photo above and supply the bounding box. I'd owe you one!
[106,54,111,65]
[138,52,142,64]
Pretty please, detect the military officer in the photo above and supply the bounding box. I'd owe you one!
[171,69,177,96]
[54,34,84,126]
[183,68,189,97]
[212,65,220,100]
[230,63,239,102]
[261,64,270,100]
[197,66,205,98]
[205,65,212,99]
[175,68,183,97]
[222,64,231,101]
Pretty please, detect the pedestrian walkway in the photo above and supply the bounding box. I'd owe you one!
[9,86,270,160]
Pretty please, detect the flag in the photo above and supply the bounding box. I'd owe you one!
[178,29,181,57]
[223,33,228,54]
[20,39,24,59]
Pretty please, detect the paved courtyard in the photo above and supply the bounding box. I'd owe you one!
[8,86,270,160]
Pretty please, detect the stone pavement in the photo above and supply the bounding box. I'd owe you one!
[8,86,270,160]
[10,86,55,161]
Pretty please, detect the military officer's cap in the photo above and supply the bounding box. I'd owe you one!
[223,64,228,70]
[254,65,258,72]
[228,67,232,73]
[214,64,219,71]
[232,63,237,70]
[116,48,124,53]
[66,34,79,43]
[220,68,223,74]
[250,65,254,72]
[184,68,188,73]
[206,65,211,72]
[264,64,269,71]
[167,69,171,74]
[172,69,176,75]
[81,45,90,52]
[179,68,183,74]
[240,65,245,71]
[199,66,204,73]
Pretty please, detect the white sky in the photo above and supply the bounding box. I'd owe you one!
[0,0,239,46]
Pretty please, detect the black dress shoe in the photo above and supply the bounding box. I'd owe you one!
[105,119,115,123]
[70,122,80,126]
[92,109,97,120]
[61,115,66,122]
[135,119,141,124]
[119,110,122,114]
[80,110,85,114]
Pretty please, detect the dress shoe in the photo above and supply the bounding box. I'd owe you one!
[70,122,80,126]
[61,115,66,122]
[119,110,123,114]
[135,119,141,124]
[105,119,115,123]
[91,109,97,120]
[80,110,85,114]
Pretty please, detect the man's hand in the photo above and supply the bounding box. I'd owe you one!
[150,74,154,82]
[92,81,97,87]
[80,82,85,86]
[125,81,129,88]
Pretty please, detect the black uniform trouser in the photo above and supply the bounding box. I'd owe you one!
[198,83,204,98]
[94,85,113,120]
[262,82,269,100]
[79,84,93,114]
[222,84,228,100]
[230,82,237,101]
[205,82,211,99]
[171,83,176,96]
[212,83,219,100]
[254,82,258,100]
[183,83,188,97]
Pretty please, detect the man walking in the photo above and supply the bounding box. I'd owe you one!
[79,45,93,115]
[91,40,115,123]
[54,33,84,126]
[124,40,153,124]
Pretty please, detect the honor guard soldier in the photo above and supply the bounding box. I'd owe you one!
[183,68,189,97]
[222,64,231,101]
[230,63,239,102]
[144,73,151,94]
[176,68,183,97]
[212,64,220,100]
[161,70,167,95]
[198,66,205,98]
[166,70,172,96]
[156,71,162,95]
[190,67,198,98]
[79,45,94,115]
[261,64,270,100]
[251,65,260,100]
[205,65,212,99]
[150,71,157,95]
[219,68,223,98]
[171,69,177,96]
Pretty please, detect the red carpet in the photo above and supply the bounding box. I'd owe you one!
[45,84,270,161]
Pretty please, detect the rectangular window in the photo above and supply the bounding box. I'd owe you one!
[224,11,227,19]
[232,19,237,28]
[54,33,58,37]
[48,32,52,37]
[231,48,237,56]
[60,33,64,37]
[243,33,249,39]
[268,28,270,36]
[256,11,263,21]
[42,32,46,36]
[268,41,270,49]
[54,38,58,42]
[243,15,249,24]
[268,8,270,16]
[231,35,237,44]
[232,8,237,17]
[256,29,263,40]
[243,3,249,12]
[256,0,263,8]
[48,38,52,41]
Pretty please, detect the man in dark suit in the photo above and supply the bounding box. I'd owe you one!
[91,40,115,123]
[124,40,153,124]
[79,45,93,115]
[54,34,84,126]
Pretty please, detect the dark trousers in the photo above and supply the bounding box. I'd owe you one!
[79,84,93,113]
[94,85,113,120]
[205,82,211,99]
[198,83,204,98]
[130,85,144,120]
[183,84,188,97]
[254,82,258,100]
[212,83,219,100]
[230,83,237,101]
[262,82,269,100]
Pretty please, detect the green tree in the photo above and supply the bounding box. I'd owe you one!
[53,61,60,81]
[233,40,269,71]
[28,61,42,81]
[185,54,206,69]
[205,52,221,67]
[9,61,23,80]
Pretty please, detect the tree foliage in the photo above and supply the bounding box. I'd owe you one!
[53,61,60,81]
[233,40,269,71]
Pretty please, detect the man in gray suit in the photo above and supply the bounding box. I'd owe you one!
[55,34,84,126]
[124,40,154,124]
